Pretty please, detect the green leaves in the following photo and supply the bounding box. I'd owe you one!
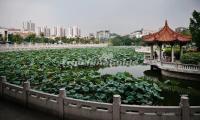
[190,10,200,51]
[0,47,164,105]
[62,72,163,105]
[181,52,200,64]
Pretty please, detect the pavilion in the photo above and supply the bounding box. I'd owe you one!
[143,20,192,62]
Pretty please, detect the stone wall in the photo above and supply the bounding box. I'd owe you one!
[161,69,200,81]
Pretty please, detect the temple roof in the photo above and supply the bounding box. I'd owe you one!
[143,20,192,44]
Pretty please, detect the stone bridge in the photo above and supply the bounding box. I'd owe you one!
[144,59,200,81]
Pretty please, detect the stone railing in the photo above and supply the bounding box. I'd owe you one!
[121,104,181,120]
[1,76,200,120]
[177,64,200,71]
[0,43,108,52]
[144,59,200,74]
[135,46,151,53]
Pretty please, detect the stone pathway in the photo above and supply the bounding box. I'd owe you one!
[0,99,59,120]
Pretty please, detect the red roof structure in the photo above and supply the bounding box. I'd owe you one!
[143,20,192,44]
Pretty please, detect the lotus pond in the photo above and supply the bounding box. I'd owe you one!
[0,47,200,105]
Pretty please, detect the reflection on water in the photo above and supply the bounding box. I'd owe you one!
[99,64,200,105]
[98,65,150,77]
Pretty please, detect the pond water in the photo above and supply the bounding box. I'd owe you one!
[98,64,200,106]
[98,65,150,78]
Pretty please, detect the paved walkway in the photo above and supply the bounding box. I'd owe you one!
[0,99,59,120]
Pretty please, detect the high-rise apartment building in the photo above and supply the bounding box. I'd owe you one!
[52,27,57,37]
[44,26,51,37]
[96,30,110,42]
[67,27,73,38]
[66,26,81,38]
[37,27,42,36]
[59,27,66,37]
[72,26,81,37]
[38,26,51,37]
[22,20,35,32]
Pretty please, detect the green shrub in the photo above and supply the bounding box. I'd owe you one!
[164,47,181,59]
[180,52,200,64]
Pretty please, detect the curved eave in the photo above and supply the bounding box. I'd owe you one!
[142,20,192,44]
[143,35,191,44]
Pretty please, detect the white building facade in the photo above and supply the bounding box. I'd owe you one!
[59,27,66,37]
[96,30,110,42]
[72,26,81,38]
[129,29,157,38]
[22,20,35,32]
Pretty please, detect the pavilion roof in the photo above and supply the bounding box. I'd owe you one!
[143,20,192,44]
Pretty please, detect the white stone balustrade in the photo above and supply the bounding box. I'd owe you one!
[1,76,200,120]
[144,59,200,74]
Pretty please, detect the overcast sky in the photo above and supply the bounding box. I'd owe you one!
[0,0,200,35]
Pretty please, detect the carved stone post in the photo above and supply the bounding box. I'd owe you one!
[23,81,30,107]
[180,95,190,120]
[113,95,121,120]
[0,76,6,97]
[59,88,66,120]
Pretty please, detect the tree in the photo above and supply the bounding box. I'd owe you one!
[43,37,49,43]
[13,34,23,44]
[24,33,36,43]
[40,32,45,37]
[0,34,3,41]
[55,37,61,43]
[48,38,55,44]
[8,34,14,43]
[110,36,133,46]
[89,37,96,44]
[189,10,200,51]
[133,37,144,46]
[123,36,134,45]
[110,36,122,46]
[181,29,191,36]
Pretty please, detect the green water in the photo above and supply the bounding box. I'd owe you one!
[99,65,200,105]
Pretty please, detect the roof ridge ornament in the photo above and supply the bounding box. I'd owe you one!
[165,20,168,26]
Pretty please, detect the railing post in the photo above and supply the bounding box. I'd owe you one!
[113,95,121,120]
[176,63,179,70]
[179,95,190,120]
[150,45,153,59]
[0,76,7,97]
[23,81,30,107]
[59,88,66,120]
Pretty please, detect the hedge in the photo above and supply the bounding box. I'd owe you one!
[180,52,200,65]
